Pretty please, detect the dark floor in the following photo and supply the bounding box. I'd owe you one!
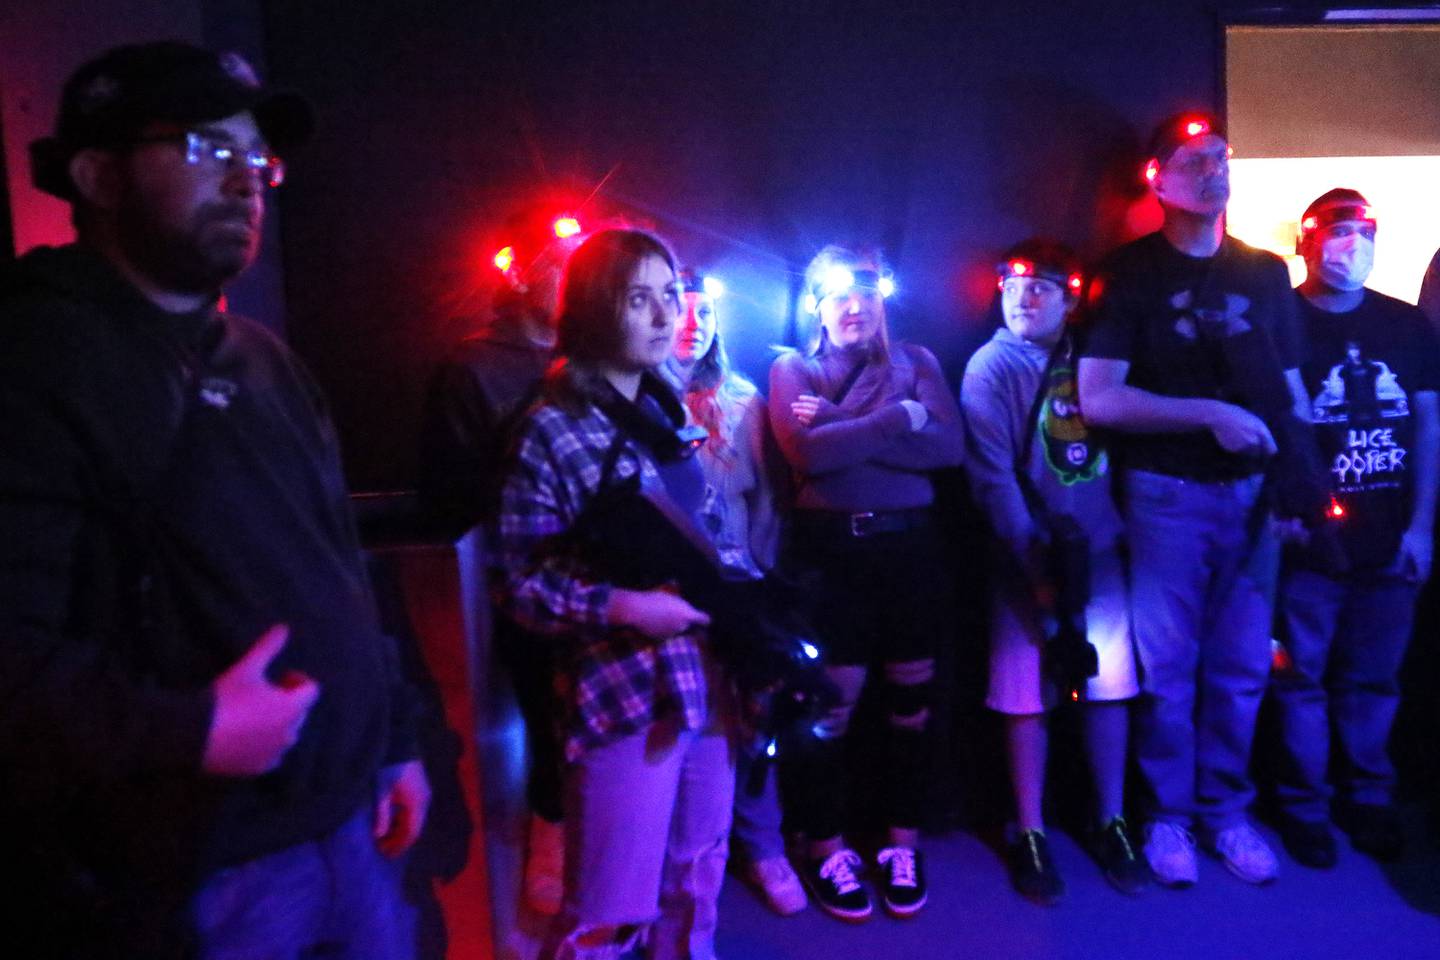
[713,816,1440,960]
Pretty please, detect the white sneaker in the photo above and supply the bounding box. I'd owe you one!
[524,813,565,915]
[1212,821,1279,884]
[1143,821,1198,887]
[743,856,808,916]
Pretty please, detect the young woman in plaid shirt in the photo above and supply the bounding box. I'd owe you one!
[495,229,734,960]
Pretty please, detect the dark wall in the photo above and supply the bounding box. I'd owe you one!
[264,0,1223,491]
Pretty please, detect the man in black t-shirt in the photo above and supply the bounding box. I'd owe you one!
[1270,189,1440,869]
[1079,112,1309,888]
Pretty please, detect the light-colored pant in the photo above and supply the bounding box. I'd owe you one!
[543,715,735,960]
[1123,469,1277,832]
[1272,568,1419,821]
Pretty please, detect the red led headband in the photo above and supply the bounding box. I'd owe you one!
[490,214,584,278]
[1144,113,1228,183]
[1299,203,1375,239]
[996,258,1083,295]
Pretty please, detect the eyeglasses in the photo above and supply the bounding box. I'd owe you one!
[136,131,286,188]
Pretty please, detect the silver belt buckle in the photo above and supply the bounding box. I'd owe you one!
[849,512,875,537]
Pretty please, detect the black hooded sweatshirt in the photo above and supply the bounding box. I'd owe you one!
[0,245,415,950]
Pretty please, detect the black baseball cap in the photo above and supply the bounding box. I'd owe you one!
[30,40,315,200]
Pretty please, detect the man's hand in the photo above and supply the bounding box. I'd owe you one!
[374,759,431,858]
[1207,402,1278,457]
[608,587,710,640]
[1398,526,1434,584]
[202,624,319,777]
[1270,516,1310,546]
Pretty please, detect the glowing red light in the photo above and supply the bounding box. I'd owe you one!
[1070,689,1080,702]
[493,245,515,272]
[1184,119,1209,137]
[1143,158,1159,183]
[1359,205,1373,221]
[1302,216,1318,232]
[1068,273,1083,293]
[553,216,582,239]
[1011,260,1029,276]
[1329,497,1346,519]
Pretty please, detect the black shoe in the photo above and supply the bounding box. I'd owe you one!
[876,846,927,918]
[802,849,872,922]
[1346,804,1404,862]
[1278,816,1338,869]
[1092,817,1150,894]
[1008,829,1065,906]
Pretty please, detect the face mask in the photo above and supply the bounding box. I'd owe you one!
[1317,232,1374,291]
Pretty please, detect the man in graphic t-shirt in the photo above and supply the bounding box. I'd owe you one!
[1270,189,1440,869]
[1078,112,1309,888]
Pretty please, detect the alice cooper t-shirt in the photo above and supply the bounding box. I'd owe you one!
[1083,232,1303,480]
[1297,289,1440,570]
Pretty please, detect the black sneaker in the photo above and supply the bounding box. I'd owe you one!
[1093,817,1150,894]
[875,846,927,918]
[1278,816,1337,869]
[1345,804,1404,862]
[1008,829,1065,906]
[802,849,872,922]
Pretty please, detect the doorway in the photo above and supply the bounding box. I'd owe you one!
[1224,16,1440,303]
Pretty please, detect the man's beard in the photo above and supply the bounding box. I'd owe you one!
[117,195,260,297]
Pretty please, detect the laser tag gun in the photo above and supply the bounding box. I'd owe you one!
[1197,243,1349,577]
[561,395,841,742]
[1040,514,1099,702]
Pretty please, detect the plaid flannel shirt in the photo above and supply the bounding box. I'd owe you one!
[495,398,712,760]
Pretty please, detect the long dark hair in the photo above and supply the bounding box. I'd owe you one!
[545,228,678,413]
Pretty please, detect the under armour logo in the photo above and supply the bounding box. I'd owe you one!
[1170,289,1253,342]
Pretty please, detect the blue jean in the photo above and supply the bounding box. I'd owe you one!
[731,735,785,863]
[190,802,414,960]
[1272,568,1419,821]
[1123,469,1277,832]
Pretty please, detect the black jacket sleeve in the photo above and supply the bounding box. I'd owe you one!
[0,315,214,796]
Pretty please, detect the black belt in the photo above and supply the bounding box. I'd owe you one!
[794,506,934,539]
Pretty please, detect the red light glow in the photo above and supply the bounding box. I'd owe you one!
[1068,273,1083,293]
[493,245,515,272]
[553,216,582,239]
[1329,498,1346,519]
[1144,158,1159,183]
[1184,119,1209,137]
[1011,260,1029,276]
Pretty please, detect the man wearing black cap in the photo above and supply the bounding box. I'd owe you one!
[1077,113,1307,888]
[0,42,427,957]
[1270,189,1440,868]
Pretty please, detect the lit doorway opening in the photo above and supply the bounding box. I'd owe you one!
[1225,16,1440,303]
